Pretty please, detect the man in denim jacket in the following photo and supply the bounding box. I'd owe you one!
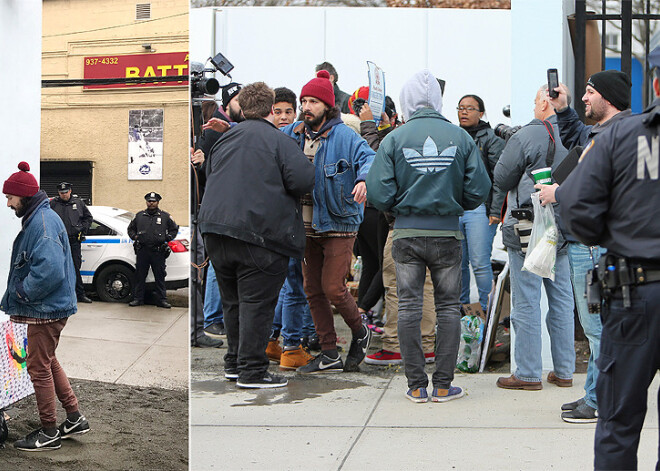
[281,70,375,374]
[1,162,89,451]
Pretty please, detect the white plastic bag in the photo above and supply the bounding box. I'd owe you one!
[522,192,558,280]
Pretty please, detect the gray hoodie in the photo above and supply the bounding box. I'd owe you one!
[399,69,443,121]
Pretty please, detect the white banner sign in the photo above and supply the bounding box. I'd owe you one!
[367,61,386,125]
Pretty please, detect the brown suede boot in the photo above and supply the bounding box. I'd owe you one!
[266,339,282,363]
[279,346,315,371]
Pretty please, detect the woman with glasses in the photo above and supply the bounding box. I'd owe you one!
[456,95,505,313]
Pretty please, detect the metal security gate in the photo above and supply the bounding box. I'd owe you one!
[40,161,93,204]
[573,0,660,119]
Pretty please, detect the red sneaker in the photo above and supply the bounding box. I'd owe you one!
[424,352,435,364]
[365,349,402,365]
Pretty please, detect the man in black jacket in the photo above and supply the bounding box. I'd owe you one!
[559,46,660,470]
[199,82,315,389]
[50,182,93,304]
[536,70,632,423]
[127,192,179,308]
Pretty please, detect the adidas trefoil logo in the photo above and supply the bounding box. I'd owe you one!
[403,137,457,174]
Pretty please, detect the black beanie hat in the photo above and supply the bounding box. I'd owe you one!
[586,70,631,111]
[221,82,242,110]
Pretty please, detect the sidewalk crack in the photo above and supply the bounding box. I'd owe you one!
[337,375,394,470]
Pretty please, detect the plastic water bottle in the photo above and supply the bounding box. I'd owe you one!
[353,256,362,282]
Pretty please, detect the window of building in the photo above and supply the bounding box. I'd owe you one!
[605,32,619,50]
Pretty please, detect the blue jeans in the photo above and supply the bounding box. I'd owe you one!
[203,262,223,329]
[508,249,575,382]
[567,242,603,409]
[271,258,309,347]
[392,237,462,390]
[459,204,496,311]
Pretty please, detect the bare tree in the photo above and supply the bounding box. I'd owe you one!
[587,0,659,62]
[191,0,387,6]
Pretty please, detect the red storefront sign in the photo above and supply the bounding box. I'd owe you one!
[83,52,189,89]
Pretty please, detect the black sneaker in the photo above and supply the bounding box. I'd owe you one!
[344,324,371,371]
[561,402,598,423]
[225,366,238,381]
[236,371,288,389]
[561,397,585,411]
[59,415,90,439]
[306,334,321,351]
[297,352,344,374]
[14,429,61,452]
[193,335,223,348]
[204,323,226,339]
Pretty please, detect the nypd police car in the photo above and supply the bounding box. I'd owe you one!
[82,206,189,302]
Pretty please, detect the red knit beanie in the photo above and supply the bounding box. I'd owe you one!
[3,162,39,197]
[300,70,335,108]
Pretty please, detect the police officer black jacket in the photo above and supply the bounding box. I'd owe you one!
[127,209,179,249]
[559,98,660,263]
[50,194,93,239]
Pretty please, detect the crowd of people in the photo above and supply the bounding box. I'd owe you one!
[192,49,660,468]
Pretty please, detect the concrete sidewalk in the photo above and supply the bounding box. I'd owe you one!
[190,368,659,470]
[57,301,188,390]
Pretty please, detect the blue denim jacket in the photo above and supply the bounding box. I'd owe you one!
[0,198,77,319]
[281,120,375,233]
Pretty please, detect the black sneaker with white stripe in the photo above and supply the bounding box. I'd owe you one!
[344,324,372,372]
[297,352,344,374]
[225,366,239,381]
[59,415,90,439]
[236,371,288,389]
[14,428,61,452]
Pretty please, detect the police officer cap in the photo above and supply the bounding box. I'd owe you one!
[649,46,660,71]
[145,192,162,202]
[57,182,72,192]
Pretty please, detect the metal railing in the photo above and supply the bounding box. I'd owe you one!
[573,0,660,118]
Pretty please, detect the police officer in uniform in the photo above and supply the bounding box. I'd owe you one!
[127,192,179,308]
[50,182,93,303]
[559,47,660,470]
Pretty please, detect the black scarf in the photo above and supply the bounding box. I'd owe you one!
[21,190,48,227]
[463,120,492,140]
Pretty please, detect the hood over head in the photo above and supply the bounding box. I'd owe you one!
[399,69,443,121]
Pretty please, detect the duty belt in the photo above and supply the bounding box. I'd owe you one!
[597,254,660,307]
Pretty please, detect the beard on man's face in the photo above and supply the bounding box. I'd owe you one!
[228,107,244,123]
[303,110,325,129]
[10,198,27,218]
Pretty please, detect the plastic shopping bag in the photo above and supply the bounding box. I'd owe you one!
[456,315,484,373]
[522,192,558,280]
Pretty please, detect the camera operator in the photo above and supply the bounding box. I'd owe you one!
[558,46,660,470]
[535,70,632,424]
[196,82,242,158]
[191,83,242,348]
[493,84,575,392]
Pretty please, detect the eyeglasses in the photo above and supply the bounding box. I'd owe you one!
[457,106,479,112]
